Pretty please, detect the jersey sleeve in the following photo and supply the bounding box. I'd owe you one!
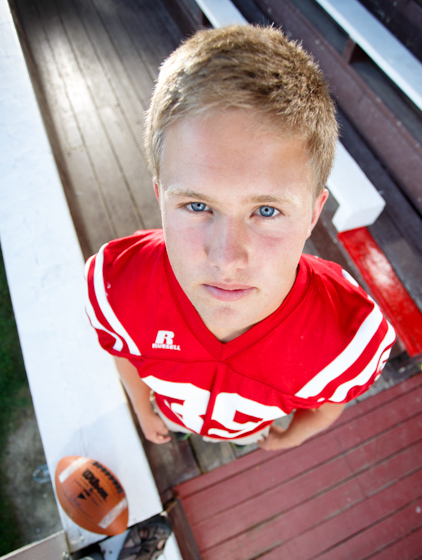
[84,241,142,359]
[292,265,396,408]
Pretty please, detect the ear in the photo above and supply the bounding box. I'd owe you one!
[307,188,329,238]
[154,180,161,208]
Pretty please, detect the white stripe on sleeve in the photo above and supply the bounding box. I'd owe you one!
[295,302,384,399]
[92,244,141,356]
[329,320,396,402]
[85,295,124,352]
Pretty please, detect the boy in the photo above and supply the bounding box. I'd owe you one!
[85,25,395,451]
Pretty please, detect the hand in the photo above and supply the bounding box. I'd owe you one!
[138,410,172,445]
[258,425,301,452]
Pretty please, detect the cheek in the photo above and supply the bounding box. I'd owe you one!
[165,218,206,264]
[253,226,306,270]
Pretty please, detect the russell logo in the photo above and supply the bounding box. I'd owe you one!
[152,330,181,351]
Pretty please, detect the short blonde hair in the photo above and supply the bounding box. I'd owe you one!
[145,25,338,194]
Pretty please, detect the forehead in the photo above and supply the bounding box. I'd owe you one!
[159,110,315,201]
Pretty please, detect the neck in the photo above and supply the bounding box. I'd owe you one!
[210,325,251,343]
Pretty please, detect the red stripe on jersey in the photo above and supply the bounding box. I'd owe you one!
[339,228,422,357]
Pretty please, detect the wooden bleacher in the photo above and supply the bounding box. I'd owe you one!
[175,375,422,559]
[2,0,422,557]
[0,0,181,557]
[313,0,422,112]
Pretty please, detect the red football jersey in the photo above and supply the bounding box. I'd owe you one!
[85,230,395,440]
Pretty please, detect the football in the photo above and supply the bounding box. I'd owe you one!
[55,456,129,535]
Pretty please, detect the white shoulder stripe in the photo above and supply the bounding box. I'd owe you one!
[84,254,95,280]
[85,255,125,350]
[85,295,124,352]
[329,320,395,402]
[295,302,383,399]
[92,244,141,356]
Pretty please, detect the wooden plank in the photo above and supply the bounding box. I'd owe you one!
[344,413,422,472]
[313,0,422,112]
[75,0,163,229]
[72,0,151,153]
[178,385,422,505]
[204,469,422,559]
[166,499,202,560]
[337,373,422,420]
[358,0,422,62]
[321,498,422,560]
[175,376,422,498]
[369,213,422,313]
[48,0,144,237]
[88,0,156,108]
[98,105,161,229]
[339,227,422,356]
[26,0,141,247]
[189,435,237,473]
[368,525,422,560]
[58,0,117,109]
[276,478,422,560]
[185,433,422,549]
[188,430,422,547]
[0,531,67,560]
[138,430,201,500]
[112,0,182,79]
[14,0,116,255]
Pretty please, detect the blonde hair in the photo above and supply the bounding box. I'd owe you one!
[145,25,338,194]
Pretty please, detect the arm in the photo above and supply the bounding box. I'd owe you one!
[258,401,345,452]
[114,356,171,444]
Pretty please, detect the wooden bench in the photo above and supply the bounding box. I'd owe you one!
[192,0,386,232]
[0,2,181,558]
[314,0,422,113]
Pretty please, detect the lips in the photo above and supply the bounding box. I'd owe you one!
[203,283,255,302]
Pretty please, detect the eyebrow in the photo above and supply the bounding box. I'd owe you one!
[165,187,216,204]
[165,186,299,206]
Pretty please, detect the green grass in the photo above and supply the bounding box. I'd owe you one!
[0,245,34,554]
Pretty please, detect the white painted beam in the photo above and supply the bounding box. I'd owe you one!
[195,0,247,27]
[327,142,385,232]
[0,532,68,560]
[0,2,180,557]
[314,0,422,112]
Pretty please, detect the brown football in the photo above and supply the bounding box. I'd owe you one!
[55,456,128,535]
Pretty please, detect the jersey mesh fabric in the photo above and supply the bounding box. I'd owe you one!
[85,230,396,440]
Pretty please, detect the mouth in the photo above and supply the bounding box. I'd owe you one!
[202,283,255,302]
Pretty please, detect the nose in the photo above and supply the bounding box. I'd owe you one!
[206,216,249,271]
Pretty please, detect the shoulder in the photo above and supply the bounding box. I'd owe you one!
[291,254,396,405]
[84,230,167,358]
[298,253,393,357]
[85,229,165,286]
[300,253,374,318]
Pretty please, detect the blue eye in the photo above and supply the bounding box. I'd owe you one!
[189,202,207,212]
[258,206,278,217]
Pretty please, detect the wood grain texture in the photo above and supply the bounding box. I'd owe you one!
[175,375,422,560]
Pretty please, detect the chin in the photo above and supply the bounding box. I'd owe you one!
[200,305,251,331]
